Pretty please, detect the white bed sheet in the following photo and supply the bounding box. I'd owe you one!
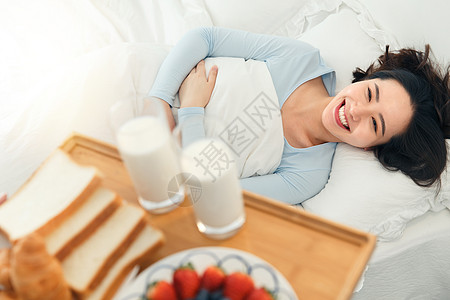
[353,209,450,299]
[1,1,449,299]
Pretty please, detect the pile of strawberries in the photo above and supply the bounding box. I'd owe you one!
[146,262,274,300]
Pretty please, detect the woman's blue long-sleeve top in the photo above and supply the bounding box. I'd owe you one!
[149,27,337,205]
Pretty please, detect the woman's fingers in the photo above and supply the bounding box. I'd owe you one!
[208,65,218,84]
[189,60,218,84]
[195,60,218,81]
[188,66,196,76]
[197,60,205,71]
[179,60,218,108]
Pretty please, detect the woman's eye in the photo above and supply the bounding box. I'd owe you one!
[368,88,372,102]
[372,117,377,133]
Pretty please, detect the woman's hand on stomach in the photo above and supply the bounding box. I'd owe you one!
[179,60,218,108]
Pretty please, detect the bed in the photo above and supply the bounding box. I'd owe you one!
[1,0,449,299]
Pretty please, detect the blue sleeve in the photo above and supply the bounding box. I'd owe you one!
[241,142,337,205]
[178,107,205,147]
[240,169,331,205]
[148,26,319,106]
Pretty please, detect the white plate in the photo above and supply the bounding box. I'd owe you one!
[114,246,298,300]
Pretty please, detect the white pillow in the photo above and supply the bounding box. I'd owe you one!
[297,4,450,241]
[204,0,342,37]
[303,143,448,241]
[359,0,450,65]
[297,5,385,92]
[204,0,316,35]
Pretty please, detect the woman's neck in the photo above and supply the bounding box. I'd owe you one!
[281,77,338,148]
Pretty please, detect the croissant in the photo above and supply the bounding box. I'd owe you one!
[10,233,72,300]
[0,248,13,292]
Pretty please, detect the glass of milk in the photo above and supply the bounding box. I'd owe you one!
[109,97,184,214]
[173,118,246,239]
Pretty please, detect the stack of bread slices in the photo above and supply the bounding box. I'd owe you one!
[0,149,164,299]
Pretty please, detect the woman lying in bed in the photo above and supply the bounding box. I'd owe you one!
[149,27,450,205]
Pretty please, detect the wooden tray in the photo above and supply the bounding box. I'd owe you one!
[60,133,376,300]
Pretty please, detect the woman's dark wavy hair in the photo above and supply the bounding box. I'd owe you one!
[352,45,450,189]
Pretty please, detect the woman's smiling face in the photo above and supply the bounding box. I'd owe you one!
[322,78,414,148]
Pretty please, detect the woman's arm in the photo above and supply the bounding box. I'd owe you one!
[240,168,330,205]
[149,27,308,106]
[176,60,218,146]
[178,60,218,108]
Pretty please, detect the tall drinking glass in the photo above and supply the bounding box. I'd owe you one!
[173,118,246,239]
[109,97,184,214]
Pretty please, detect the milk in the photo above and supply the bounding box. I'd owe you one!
[117,116,183,212]
[182,138,245,239]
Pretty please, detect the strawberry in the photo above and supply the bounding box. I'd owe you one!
[247,287,274,300]
[201,265,226,291]
[146,280,177,300]
[173,262,201,299]
[223,272,255,300]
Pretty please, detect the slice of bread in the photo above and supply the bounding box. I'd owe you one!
[84,223,164,300]
[61,202,147,296]
[44,187,122,260]
[0,149,101,242]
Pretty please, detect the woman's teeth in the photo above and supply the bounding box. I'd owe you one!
[339,105,349,129]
